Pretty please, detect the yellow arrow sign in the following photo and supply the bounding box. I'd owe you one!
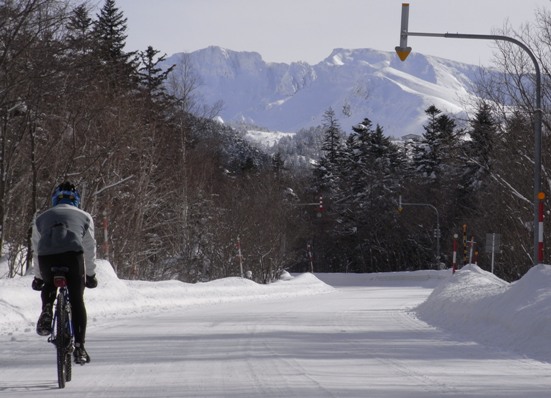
[395,46,412,61]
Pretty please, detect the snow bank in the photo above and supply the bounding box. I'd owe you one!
[416,264,551,362]
[0,260,334,336]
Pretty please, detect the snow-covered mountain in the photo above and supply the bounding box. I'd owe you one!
[165,46,486,138]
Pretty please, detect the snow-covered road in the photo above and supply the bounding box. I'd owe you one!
[2,275,551,397]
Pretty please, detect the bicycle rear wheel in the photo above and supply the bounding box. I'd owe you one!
[55,292,67,389]
[65,311,73,382]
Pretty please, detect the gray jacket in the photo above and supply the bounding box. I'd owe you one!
[32,204,97,279]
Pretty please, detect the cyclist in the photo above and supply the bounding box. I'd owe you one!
[31,181,98,364]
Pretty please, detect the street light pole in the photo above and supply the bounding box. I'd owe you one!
[396,3,543,265]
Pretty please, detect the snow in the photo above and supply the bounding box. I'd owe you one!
[2,260,551,396]
[244,130,295,147]
[0,260,334,336]
[417,263,551,362]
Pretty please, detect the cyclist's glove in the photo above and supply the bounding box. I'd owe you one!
[85,274,98,289]
[32,277,44,291]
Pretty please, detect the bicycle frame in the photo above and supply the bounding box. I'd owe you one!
[49,282,75,346]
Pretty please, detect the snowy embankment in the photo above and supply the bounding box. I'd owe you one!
[416,264,551,362]
[0,260,335,336]
[2,260,551,363]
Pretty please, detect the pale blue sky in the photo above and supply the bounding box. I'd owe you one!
[107,0,550,66]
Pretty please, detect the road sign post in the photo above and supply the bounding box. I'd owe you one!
[485,233,501,274]
[452,234,458,274]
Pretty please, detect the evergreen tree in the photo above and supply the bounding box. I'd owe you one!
[412,105,459,182]
[345,117,373,198]
[313,108,345,193]
[370,124,406,191]
[319,108,344,165]
[93,0,137,92]
[351,118,373,134]
[137,46,175,104]
[67,4,94,49]
[342,121,405,220]
[405,106,463,269]
[64,5,99,89]
[461,101,496,194]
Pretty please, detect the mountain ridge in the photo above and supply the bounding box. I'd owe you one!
[165,46,485,137]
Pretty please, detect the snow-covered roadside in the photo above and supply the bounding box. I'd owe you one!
[416,264,551,362]
[0,260,336,336]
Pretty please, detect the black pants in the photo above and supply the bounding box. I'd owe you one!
[38,252,87,345]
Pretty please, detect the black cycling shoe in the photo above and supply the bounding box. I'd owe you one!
[74,344,90,364]
[36,307,52,336]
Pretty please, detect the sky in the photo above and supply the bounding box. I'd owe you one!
[2,261,551,395]
[105,0,551,66]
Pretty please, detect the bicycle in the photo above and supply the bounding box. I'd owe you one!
[47,266,75,389]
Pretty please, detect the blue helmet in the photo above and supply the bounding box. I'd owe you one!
[52,181,81,207]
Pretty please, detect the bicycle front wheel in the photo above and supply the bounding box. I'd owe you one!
[55,292,67,389]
